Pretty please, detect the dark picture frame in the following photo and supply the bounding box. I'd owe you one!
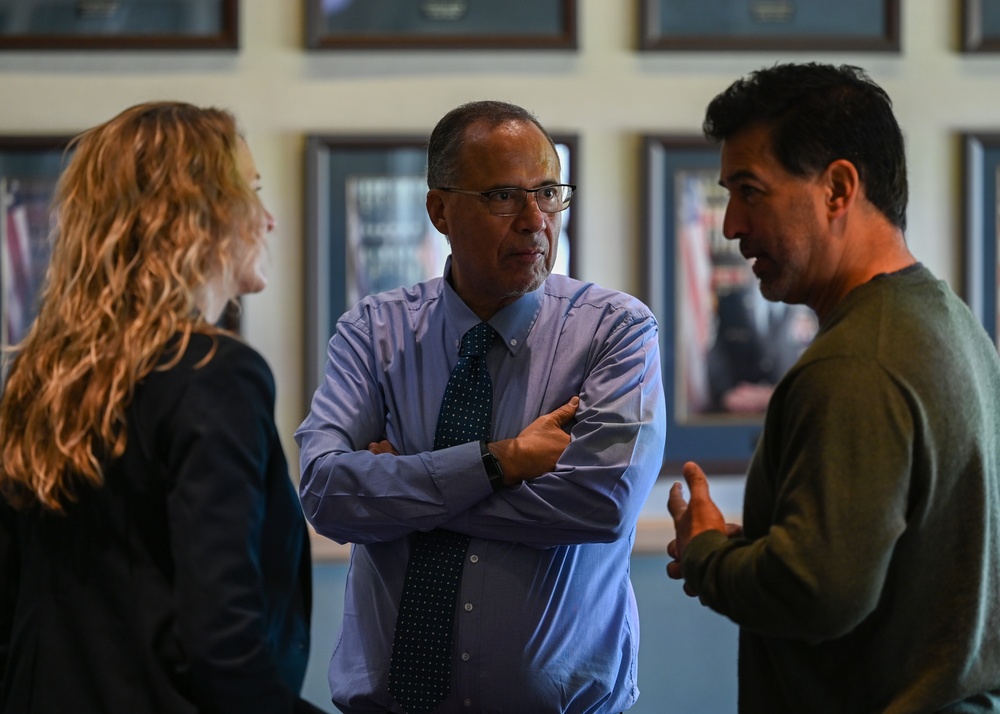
[962,0,1000,52]
[0,0,239,51]
[643,135,818,474]
[961,133,1000,349]
[303,132,577,403]
[638,0,900,52]
[305,0,577,50]
[0,137,71,368]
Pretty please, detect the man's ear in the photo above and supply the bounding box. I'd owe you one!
[825,159,860,218]
[426,190,449,235]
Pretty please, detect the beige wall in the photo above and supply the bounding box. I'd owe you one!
[1,0,998,454]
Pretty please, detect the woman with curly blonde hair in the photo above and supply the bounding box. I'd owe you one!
[0,102,320,713]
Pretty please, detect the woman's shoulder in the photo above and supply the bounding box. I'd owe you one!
[135,332,275,427]
[155,331,273,391]
[177,330,265,367]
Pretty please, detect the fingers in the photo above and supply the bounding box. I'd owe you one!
[666,462,723,600]
[550,396,580,427]
[367,440,399,456]
[665,559,682,580]
[665,561,697,597]
[668,461,711,519]
[682,461,712,502]
[666,481,688,519]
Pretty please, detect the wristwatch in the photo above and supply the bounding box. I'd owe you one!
[480,439,506,491]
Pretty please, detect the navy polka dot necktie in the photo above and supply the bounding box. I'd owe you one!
[388,322,496,713]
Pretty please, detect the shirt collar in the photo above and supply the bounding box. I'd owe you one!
[441,255,543,357]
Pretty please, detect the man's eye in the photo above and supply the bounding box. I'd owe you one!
[491,190,514,202]
[539,187,557,199]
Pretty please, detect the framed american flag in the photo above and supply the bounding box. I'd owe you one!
[642,134,817,474]
[0,137,70,372]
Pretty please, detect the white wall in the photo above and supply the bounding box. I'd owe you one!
[2,0,998,453]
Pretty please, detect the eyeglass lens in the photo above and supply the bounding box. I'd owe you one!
[487,185,573,215]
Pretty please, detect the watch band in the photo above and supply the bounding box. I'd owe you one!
[480,439,506,491]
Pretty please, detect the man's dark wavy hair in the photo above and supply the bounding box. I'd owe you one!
[703,63,908,231]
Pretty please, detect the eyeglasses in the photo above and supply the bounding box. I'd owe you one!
[436,184,576,216]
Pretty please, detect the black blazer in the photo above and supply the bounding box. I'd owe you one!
[0,333,318,713]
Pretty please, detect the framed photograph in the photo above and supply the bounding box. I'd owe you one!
[961,133,1000,348]
[0,137,70,376]
[643,135,818,473]
[305,0,577,50]
[0,0,238,51]
[638,0,900,52]
[962,0,1000,52]
[304,133,577,401]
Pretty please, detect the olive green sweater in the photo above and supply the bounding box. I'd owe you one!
[683,265,1000,713]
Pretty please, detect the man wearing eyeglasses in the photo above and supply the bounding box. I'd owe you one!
[297,100,666,714]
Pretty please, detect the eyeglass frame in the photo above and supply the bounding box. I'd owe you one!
[434,183,577,216]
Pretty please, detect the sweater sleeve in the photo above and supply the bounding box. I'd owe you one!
[682,356,913,644]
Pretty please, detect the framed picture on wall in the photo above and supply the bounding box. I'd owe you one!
[0,0,238,51]
[962,0,1000,52]
[638,0,901,52]
[643,135,818,473]
[0,136,70,378]
[305,0,577,50]
[303,133,577,402]
[961,133,1000,348]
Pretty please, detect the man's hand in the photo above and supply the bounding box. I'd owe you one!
[367,440,399,455]
[365,396,579,486]
[489,396,579,486]
[665,461,728,589]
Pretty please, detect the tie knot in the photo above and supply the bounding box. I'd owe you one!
[460,323,495,357]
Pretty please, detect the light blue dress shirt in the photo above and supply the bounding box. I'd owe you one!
[296,262,667,714]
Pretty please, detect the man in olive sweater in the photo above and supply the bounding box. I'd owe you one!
[666,62,1000,713]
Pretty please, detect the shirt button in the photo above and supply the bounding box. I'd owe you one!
[463,699,472,707]
[461,652,470,661]
[469,554,479,563]
[510,338,518,346]
[464,602,473,612]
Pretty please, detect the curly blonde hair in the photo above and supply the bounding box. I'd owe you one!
[0,101,265,512]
